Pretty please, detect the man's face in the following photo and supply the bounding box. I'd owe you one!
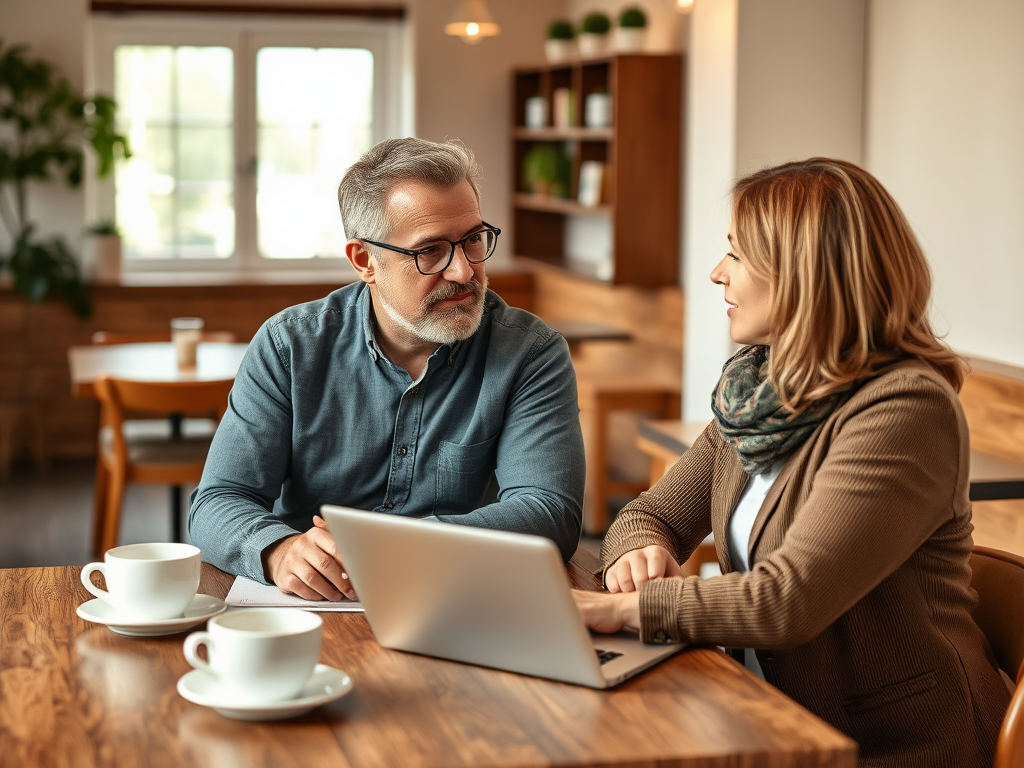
[370,179,488,347]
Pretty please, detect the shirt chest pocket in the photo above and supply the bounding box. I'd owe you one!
[435,435,499,513]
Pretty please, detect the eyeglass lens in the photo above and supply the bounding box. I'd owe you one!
[418,229,498,274]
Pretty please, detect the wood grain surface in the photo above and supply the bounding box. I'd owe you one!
[0,550,856,767]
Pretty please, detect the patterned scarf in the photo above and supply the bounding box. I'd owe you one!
[711,345,841,475]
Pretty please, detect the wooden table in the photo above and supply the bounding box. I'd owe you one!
[68,342,250,399]
[547,319,632,355]
[637,419,1024,502]
[0,549,857,767]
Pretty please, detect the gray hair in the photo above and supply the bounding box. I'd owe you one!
[337,137,483,242]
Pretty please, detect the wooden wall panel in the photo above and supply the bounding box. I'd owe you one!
[0,271,533,465]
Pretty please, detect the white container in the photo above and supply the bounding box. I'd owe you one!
[184,609,323,704]
[544,39,576,63]
[80,542,202,621]
[524,96,548,129]
[585,93,612,128]
[615,27,648,53]
[577,33,610,58]
[81,233,122,284]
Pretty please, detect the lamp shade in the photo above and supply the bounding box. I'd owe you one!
[676,0,695,13]
[445,0,501,44]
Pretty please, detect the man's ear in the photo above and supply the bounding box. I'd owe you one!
[345,239,378,285]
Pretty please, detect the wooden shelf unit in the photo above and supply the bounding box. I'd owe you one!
[510,54,682,288]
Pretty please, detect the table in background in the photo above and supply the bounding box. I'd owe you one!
[547,319,632,355]
[637,419,1024,502]
[67,341,250,541]
[68,342,250,399]
[0,548,856,767]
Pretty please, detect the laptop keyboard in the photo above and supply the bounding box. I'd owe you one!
[595,649,623,665]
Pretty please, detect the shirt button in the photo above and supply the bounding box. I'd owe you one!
[399,446,408,456]
[654,630,668,643]
[385,503,394,510]
[410,387,419,396]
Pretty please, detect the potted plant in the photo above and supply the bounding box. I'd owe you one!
[616,6,649,53]
[81,219,122,284]
[0,40,130,318]
[522,144,571,199]
[578,11,612,58]
[545,19,576,63]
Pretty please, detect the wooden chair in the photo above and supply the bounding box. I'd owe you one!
[92,376,233,555]
[88,329,238,551]
[969,545,1024,768]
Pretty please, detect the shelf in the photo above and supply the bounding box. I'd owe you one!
[513,127,613,141]
[514,194,611,216]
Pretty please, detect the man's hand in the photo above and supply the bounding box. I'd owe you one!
[605,545,682,593]
[263,515,356,601]
[572,589,640,634]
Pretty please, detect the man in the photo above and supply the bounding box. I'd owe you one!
[189,137,585,600]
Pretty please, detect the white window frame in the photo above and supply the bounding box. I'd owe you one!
[86,13,409,274]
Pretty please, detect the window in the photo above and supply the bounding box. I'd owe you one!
[88,14,407,273]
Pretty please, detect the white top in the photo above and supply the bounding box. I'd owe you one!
[725,459,785,679]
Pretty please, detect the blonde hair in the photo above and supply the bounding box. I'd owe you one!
[732,158,965,411]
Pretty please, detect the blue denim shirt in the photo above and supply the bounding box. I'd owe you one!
[189,282,585,582]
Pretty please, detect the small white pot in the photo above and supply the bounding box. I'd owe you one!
[577,33,610,58]
[81,234,122,284]
[615,27,648,53]
[544,39,576,63]
[585,93,612,128]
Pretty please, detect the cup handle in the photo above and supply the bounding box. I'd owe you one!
[183,632,214,674]
[80,563,109,601]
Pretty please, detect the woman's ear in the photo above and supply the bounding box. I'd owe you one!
[345,240,378,285]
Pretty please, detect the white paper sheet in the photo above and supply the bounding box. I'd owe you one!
[225,575,364,612]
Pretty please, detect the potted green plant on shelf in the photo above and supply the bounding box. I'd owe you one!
[545,19,576,63]
[578,11,612,57]
[81,219,122,284]
[616,6,648,53]
[522,144,571,199]
[0,40,130,318]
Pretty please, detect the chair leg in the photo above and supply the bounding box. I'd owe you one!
[101,465,127,555]
[0,404,15,481]
[92,457,110,557]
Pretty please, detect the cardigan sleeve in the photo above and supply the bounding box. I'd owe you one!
[637,373,966,647]
[600,421,719,584]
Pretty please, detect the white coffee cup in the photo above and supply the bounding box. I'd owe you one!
[80,542,201,620]
[183,609,323,703]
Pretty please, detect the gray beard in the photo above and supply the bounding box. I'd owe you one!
[377,274,488,346]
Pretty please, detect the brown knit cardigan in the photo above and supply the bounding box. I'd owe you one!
[601,359,1009,768]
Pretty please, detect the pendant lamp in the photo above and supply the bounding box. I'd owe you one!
[445,0,501,45]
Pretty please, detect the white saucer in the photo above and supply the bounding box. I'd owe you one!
[177,664,353,720]
[76,594,227,637]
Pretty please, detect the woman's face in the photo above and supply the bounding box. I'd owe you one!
[710,220,773,346]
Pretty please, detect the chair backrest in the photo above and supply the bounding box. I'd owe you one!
[91,330,238,345]
[970,545,1024,768]
[94,376,234,424]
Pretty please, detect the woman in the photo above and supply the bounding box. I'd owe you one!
[574,158,1009,767]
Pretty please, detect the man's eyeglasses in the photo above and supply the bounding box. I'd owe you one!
[362,223,501,276]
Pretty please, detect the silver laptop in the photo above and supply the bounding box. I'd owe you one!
[320,505,684,689]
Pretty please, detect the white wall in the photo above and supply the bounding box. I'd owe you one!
[682,0,866,420]
[682,0,738,421]
[865,0,1024,367]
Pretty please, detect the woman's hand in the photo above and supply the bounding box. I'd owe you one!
[572,589,640,634]
[605,545,682,593]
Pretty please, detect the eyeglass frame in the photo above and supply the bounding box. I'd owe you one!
[360,222,502,276]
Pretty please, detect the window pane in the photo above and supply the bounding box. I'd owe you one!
[256,47,373,259]
[114,45,234,260]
